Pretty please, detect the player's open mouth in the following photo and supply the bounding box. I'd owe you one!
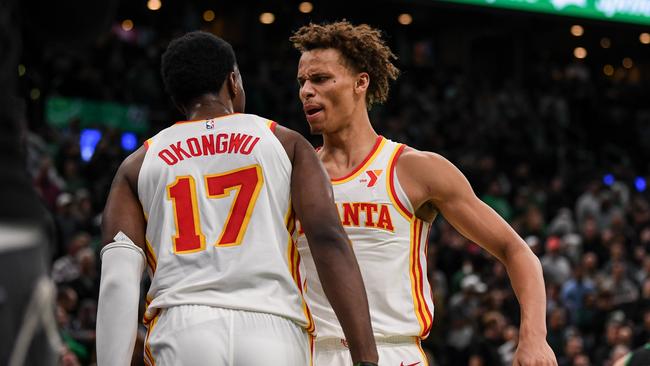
[304,104,324,123]
[304,106,323,117]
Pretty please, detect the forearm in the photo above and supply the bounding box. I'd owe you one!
[96,240,145,366]
[503,243,548,339]
[310,234,378,363]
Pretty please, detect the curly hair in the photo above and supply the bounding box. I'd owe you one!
[290,21,399,109]
[161,31,236,108]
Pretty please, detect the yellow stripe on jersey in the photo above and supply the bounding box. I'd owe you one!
[266,120,278,132]
[144,238,157,274]
[416,220,433,336]
[144,138,153,151]
[386,144,413,221]
[416,338,430,366]
[285,204,315,333]
[331,137,387,185]
[309,334,315,366]
[409,219,433,337]
[144,312,160,366]
[409,220,425,334]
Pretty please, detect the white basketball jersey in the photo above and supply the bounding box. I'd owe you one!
[138,113,313,332]
[296,136,434,339]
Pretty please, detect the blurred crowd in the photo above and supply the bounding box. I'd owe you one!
[20,22,650,366]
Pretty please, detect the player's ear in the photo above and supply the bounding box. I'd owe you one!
[227,71,239,99]
[354,73,369,94]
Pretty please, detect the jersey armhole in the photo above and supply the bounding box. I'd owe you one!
[143,137,154,151]
[387,144,414,221]
[266,120,278,133]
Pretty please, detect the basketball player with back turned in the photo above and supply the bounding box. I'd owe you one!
[95,31,378,366]
[292,21,557,366]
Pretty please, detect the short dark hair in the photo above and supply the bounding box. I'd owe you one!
[161,31,236,108]
[291,21,399,109]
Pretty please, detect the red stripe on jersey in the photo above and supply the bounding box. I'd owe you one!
[388,144,413,220]
[330,136,383,183]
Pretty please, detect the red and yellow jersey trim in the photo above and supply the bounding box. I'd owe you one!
[387,143,413,221]
[416,338,430,366]
[267,120,278,133]
[144,138,153,151]
[331,136,386,185]
[143,312,160,366]
[144,238,157,275]
[309,334,315,366]
[142,294,160,324]
[409,219,433,338]
[285,204,315,334]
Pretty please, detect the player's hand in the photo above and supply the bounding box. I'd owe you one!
[513,337,557,366]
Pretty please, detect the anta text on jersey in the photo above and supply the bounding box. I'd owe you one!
[299,202,395,233]
[157,133,260,166]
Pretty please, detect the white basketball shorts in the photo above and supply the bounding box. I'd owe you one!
[313,336,428,366]
[144,305,312,366]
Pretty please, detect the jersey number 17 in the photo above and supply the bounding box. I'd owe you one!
[166,165,263,254]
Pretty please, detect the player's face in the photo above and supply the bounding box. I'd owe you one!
[297,48,360,134]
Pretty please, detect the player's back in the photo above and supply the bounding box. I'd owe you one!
[138,113,311,330]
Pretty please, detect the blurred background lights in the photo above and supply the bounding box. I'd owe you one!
[30,88,40,100]
[147,0,161,11]
[603,174,615,186]
[80,129,102,162]
[260,12,275,24]
[640,33,650,44]
[121,19,134,32]
[603,64,614,76]
[636,177,647,192]
[398,13,413,25]
[623,57,634,68]
[573,47,587,59]
[299,2,313,13]
[121,132,138,152]
[18,64,25,77]
[570,25,584,36]
[203,10,215,22]
[600,37,611,48]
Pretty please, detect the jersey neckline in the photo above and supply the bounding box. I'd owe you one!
[174,113,240,125]
[330,135,386,185]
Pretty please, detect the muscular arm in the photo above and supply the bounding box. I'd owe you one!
[398,149,555,364]
[101,147,147,247]
[97,148,147,366]
[274,126,378,364]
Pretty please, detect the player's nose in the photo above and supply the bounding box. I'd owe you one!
[299,81,315,100]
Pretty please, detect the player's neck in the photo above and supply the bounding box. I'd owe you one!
[321,114,378,166]
[185,94,235,121]
[323,109,376,147]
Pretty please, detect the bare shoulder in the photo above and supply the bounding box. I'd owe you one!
[118,145,147,189]
[272,124,303,144]
[398,146,449,168]
[272,124,313,162]
[396,146,472,202]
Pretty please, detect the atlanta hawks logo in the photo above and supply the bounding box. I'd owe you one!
[359,169,383,187]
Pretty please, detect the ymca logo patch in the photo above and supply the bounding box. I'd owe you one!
[359,170,383,187]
